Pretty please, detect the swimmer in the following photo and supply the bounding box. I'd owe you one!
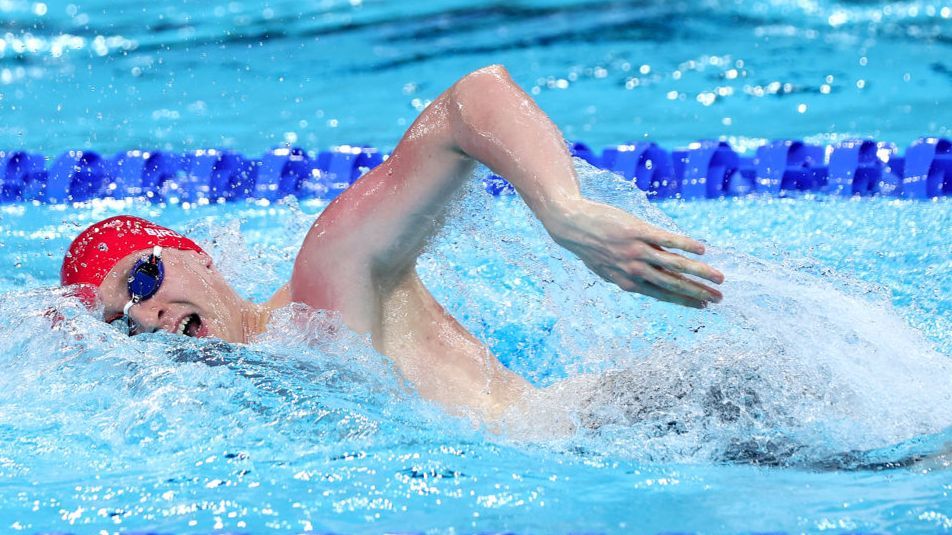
[61,65,724,422]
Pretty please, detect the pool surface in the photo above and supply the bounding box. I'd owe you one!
[1,0,951,532]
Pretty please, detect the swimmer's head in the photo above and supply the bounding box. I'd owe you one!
[61,215,205,289]
[61,215,254,342]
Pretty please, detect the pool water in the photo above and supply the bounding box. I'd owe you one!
[1,0,951,532]
[2,0,950,153]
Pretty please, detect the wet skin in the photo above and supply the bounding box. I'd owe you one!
[98,247,271,342]
[99,65,724,423]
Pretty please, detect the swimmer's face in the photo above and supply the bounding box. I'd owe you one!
[97,248,246,342]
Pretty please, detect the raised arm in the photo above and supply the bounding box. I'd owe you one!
[444,66,724,307]
[292,66,722,330]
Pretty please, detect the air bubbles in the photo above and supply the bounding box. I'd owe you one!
[410,98,430,111]
[151,109,180,120]
[187,100,207,115]
[548,78,569,90]
[696,92,716,106]
[828,10,849,27]
[92,35,108,56]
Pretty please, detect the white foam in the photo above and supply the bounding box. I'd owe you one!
[429,160,952,463]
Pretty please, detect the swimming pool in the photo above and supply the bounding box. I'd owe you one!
[1,0,951,532]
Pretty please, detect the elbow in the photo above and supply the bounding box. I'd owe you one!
[450,65,520,126]
[447,64,525,156]
[452,64,514,105]
[476,64,510,78]
[465,64,511,82]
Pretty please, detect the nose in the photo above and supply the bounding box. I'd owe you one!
[128,298,167,334]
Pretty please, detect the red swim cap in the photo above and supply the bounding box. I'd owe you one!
[61,215,205,289]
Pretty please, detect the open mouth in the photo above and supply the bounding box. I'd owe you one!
[176,313,203,337]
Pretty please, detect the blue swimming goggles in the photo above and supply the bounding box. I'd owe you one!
[112,246,164,334]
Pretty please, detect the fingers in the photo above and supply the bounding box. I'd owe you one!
[648,247,725,284]
[647,229,706,255]
[641,265,723,303]
[610,259,721,304]
[605,268,710,309]
[629,279,708,309]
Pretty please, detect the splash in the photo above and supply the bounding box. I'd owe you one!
[0,161,948,471]
[425,160,952,465]
[0,289,454,486]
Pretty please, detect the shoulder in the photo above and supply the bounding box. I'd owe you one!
[289,217,347,312]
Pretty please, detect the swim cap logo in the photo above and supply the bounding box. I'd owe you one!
[61,215,204,290]
[143,227,180,239]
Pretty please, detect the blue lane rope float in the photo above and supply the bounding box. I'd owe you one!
[0,138,949,204]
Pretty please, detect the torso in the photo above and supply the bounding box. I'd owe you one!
[280,231,530,421]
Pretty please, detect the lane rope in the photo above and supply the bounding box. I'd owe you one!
[1,137,949,203]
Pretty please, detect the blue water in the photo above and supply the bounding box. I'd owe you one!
[1,0,951,532]
[2,0,950,153]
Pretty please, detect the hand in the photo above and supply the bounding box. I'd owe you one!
[547,199,724,308]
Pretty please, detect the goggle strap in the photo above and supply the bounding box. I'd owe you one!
[153,245,162,259]
[123,299,134,316]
